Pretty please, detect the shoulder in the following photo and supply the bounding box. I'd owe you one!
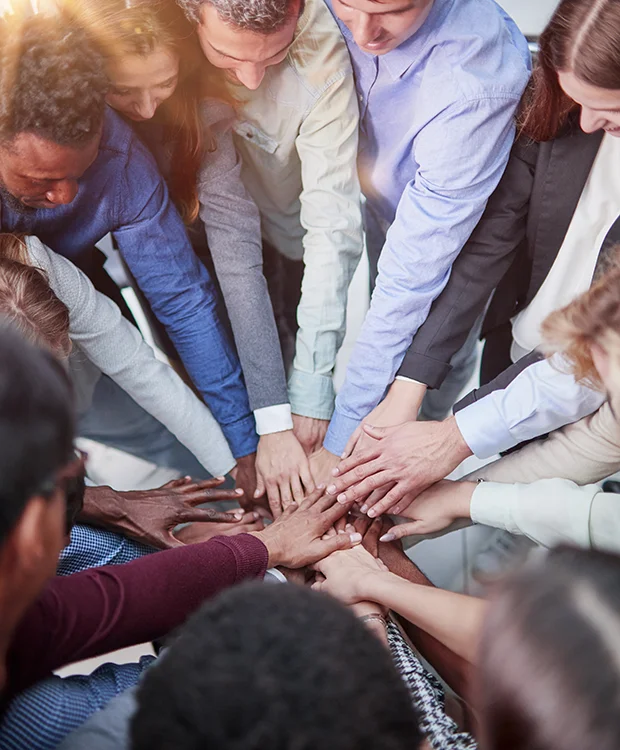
[200,97,236,131]
[421,0,530,103]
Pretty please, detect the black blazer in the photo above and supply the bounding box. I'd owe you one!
[398,119,608,388]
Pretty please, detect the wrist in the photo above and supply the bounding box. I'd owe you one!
[388,380,426,419]
[79,486,128,529]
[444,416,472,462]
[250,528,283,568]
[454,481,476,519]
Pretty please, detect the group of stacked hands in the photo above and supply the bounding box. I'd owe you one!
[2,0,620,746]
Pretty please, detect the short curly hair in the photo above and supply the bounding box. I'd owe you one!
[0,13,108,146]
[177,0,304,31]
[131,582,422,750]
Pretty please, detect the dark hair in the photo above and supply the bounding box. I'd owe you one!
[0,323,75,546]
[177,0,304,31]
[71,0,229,223]
[520,0,620,141]
[478,546,620,750]
[0,12,108,147]
[132,582,421,750]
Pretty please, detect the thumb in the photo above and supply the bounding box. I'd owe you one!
[379,521,423,542]
[341,425,362,459]
[315,531,362,559]
[254,472,266,499]
[362,424,389,440]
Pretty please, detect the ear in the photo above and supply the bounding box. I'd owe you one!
[2,497,54,578]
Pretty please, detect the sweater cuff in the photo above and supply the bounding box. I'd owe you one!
[211,533,269,580]
[470,482,518,531]
[254,404,294,435]
[396,349,452,390]
[288,369,335,421]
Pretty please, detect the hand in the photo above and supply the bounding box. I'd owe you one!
[232,453,259,511]
[255,430,315,518]
[292,414,330,456]
[326,416,472,517]
[341,381,425,460]
[380,480,476,541]
[251,485,361,568]
[174,509,264,544]
[313,543,388,606]
[309,446,341,486]
[80,477,244,550]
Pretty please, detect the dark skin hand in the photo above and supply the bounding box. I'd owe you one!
[174,510,265,545]
[78,477,244,550]
[232,453,263,511]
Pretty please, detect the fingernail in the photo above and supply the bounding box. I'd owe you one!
[317,483,326,490]
[332,467,340,476]
[338,529,346,534]
[341,452,346,458]
[215,476,224,481]
[253,490,260,498]
[367,508,376,518]
[380,533,395,542]
[252,512,260,519]
[349,533,362,543]
[360,504,368,514]
[235,488,244,495]
[337,493,348,504]
[326,484,337,494]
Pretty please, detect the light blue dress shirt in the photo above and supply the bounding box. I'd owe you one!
[324,0,531,454]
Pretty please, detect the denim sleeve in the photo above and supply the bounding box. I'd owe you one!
[325,95,522,454]
[0,660,152,750]
[112,137,257,458]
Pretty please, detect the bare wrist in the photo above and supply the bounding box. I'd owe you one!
[444,416,472,462]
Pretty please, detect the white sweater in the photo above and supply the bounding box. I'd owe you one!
[27,236,235,477]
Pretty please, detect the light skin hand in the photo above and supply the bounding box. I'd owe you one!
[325,416,472,516]
[313,544,389,605]
[79,477,244,550]
[292,414,330,456]
[382,480,476,541]
[341,380,427,460]
[309,446,341,486]
[250,485,362,568]
[255,430,315,518]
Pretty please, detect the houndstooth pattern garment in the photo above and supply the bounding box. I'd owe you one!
[387,622,477,750]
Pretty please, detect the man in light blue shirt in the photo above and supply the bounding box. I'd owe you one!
[313,0,530,474]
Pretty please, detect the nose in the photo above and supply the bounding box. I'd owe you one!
[351,11,379,47]
[134,94,158,120]
[580,106,605,134]
[45,180,79,206]
[235,63,266,91]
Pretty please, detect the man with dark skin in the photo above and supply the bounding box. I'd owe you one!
[0,11,259,504]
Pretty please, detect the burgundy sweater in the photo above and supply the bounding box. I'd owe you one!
[5,534,268,699]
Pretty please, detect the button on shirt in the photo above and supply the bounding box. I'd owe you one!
[0,107,256,458]
[324,0,531,454]
[229,0,364,421]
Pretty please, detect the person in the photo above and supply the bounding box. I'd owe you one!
[314,542,620,750]
[174,0,365,487]
[0,323,363,745]
[304,0,530,480]
[69,0,313,509]
[325,0,620,515]
[381,257,620,553]
[0,10,259,496]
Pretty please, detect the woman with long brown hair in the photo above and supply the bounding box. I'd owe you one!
[68,0,313,514]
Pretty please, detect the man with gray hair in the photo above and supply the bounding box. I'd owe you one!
[176,0,364,514]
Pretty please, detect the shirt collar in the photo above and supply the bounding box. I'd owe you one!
[380,0,451,80]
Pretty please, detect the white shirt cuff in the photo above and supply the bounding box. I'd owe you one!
[394,375,425,385]
[454,397,513,459]
[253,404,294,436]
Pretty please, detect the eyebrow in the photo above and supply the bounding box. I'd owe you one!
[208,39,291,63]
[338,0,417,14]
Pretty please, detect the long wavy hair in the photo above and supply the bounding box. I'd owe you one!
[519,0,620,142]
[70,0,230,223]
[540,249,620,389]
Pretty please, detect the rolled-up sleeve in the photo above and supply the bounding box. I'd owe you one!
[325,95,523,454]
[288,71,364,421]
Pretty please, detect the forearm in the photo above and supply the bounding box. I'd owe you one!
[7,535,268,695]
[455,356,605,458]
[364,572,486,663]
